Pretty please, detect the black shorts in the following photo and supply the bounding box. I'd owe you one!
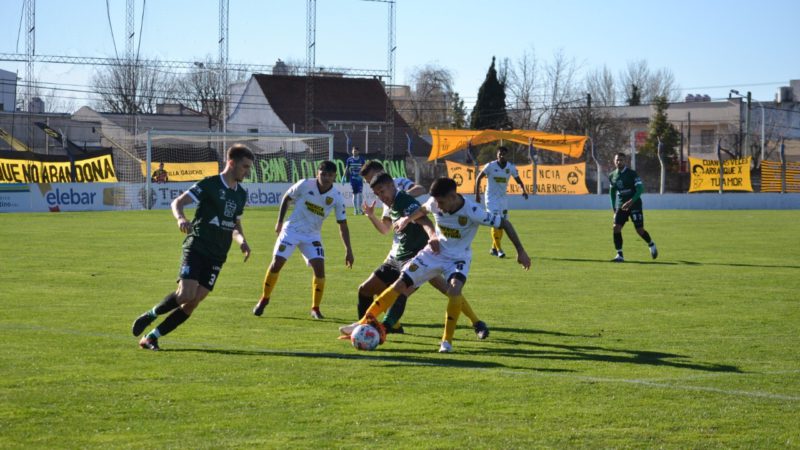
[614,203,644,228]
[373,260,403,285]
[178,249,223,291]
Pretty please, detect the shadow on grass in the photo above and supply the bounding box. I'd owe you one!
[540,256,800,269]
[167,347,570,372]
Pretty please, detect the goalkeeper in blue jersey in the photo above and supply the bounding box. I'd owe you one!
[344,146,366,215]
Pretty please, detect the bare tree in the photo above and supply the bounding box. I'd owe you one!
[585,65,617,107]
[178,56,249,130]
[407,64,454,132]
[540,49,581,131]
[620,59,680,104]
[506,48,539,129]
[91,59,177,114]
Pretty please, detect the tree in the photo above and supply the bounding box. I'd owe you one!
[470,57,511,130]
[178,56,250,130]
[506,48,539,129]
[620,59,680,103]
[627,84,641,106]
[91,59,177,114]
[550,101,626,167]
[585,65,617,107]
[450,92,467,129]
[640,96,680,165]
[407,64,454,132]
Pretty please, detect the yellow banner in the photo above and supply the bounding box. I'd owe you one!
[446,161,588,195]
[688,157,752,192]
[139,161,219,181]
[429,129,587,161]
[0,153,118,183]
[761,160,800,193]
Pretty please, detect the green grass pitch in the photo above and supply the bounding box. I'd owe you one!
[1,208,798,448]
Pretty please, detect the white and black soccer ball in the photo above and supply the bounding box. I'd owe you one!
[350,324,380,351]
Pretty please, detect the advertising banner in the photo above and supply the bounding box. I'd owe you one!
[140,161,220,182]
[688,157,752,192]
[446,161,588,195]
[0,149,118,183]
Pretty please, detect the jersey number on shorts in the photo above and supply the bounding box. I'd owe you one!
[208,273,217,286]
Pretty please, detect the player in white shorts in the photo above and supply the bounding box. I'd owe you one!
[340,177,531,353]
[475,146,528,258]
[253,161,354,320]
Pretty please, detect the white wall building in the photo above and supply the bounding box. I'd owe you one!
[0,68,17,112]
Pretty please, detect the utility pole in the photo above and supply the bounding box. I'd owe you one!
[744,91,752,158]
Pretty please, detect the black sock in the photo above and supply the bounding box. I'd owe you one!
[154,308,190,337]
[383,295,408,328]
[613,232,623,252]
[640,231,652,244]
[357,294,373,318]
[153,292,178,315]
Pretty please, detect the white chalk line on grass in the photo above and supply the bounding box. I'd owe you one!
[3,323,800,402]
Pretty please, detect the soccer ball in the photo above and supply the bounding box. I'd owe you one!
[350,324,380,351]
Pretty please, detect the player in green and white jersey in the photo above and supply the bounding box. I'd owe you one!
[356,173,490,338]
[609,152,657,262]
[342,177,531,353]
[132,144,254,351]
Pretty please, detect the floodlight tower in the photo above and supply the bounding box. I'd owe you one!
[305,0,317,133]
[384,0,396,158]
[25,0,35,146]
[219,0,229,137]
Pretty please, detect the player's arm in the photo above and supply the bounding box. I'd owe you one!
[337,220,354,268]
[622,183,643,211]
[474,170,486,202]
[609,184,617,211]
[232,219,251,262]
[499,218,531,270]
[171,191,194,233]
[406,183,426,197]
[514,175,529,199]
[363,201,391,234]
[275,194,292,234]
[416,214,440,254]
[394,203,429,231]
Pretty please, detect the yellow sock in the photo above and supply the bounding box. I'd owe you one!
[491,227,504,250]
[361,286,400,322]
[261,271,280,299]
[312,276,325,309]
[459,296,479,324]
[443,294,463,342]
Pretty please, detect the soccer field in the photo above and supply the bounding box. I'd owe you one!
[1,208,798,448]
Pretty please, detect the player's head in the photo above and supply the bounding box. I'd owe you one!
[158,162,164,169]
[613,152,627,170]
[226,144,254,182]
[317,160,338,188]
[496,146,509,163]
[351,146,360,157]
[430,177,461,212]
[359,160,384,183]
[692,164,704,176]
[370,172,397,205]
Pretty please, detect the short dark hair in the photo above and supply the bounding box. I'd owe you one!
[360,160,384,176]
[497,146,509,154]
[615,152,627,159]
[318,160,337,174]
[370,172,394,189]
[228,144,254,162]
[430,177,457,198]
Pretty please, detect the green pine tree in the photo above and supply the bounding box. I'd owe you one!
[627,84,641,106]
[641,96,680,164]
[450,92,467,129]
[470,57,512,130]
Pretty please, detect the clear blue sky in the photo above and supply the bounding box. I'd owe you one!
[1,0,798,110]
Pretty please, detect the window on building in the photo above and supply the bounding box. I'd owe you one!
[248,128,258,133]
[700,129,715,146]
